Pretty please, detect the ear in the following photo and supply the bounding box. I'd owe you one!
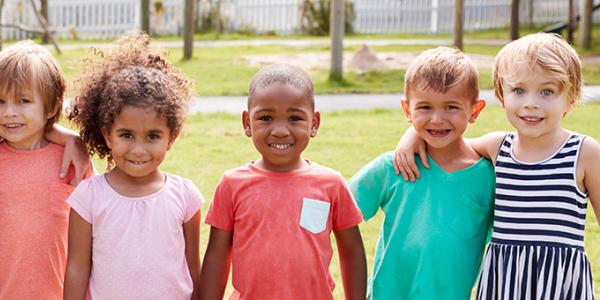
[46,100,61,120]
[102,128,112,149]
[469,99,486,123]
[310,111,321,138]
[167,130,180,151]
[401,99,412,122]
[242,111,252,137]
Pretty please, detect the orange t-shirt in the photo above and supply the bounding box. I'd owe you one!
[205,162,363,300]
[0,142,73,300]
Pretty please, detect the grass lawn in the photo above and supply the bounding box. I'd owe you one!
[87,103,600,298]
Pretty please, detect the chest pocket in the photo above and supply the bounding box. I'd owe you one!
[448,196,490,240]
[299,198,330,234]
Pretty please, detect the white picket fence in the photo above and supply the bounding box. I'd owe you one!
[1,0,599,39]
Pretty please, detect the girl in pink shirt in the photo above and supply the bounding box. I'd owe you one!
[63,33,203,300]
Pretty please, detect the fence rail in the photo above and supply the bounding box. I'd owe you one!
[1,0,599,39]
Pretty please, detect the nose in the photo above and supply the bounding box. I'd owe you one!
[270,121,290,138]
[522,94,540,109]
[430,109,445,124]
[1,102,17,118]
[129,141,147,156]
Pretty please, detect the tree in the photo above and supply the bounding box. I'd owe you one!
[567,0,575,44]
[453,0,463,50]
[41,0,48,43]
[141,0,150,34]
[510,0,519,40]
[580,0,593,49]
[183,0,195,59]
[329,0,344,81]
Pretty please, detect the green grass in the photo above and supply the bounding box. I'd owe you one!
[83,103,600,299]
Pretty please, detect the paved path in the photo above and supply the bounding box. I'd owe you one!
[190,86,600,115]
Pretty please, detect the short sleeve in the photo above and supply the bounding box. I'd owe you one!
[204,175,235,231]
[66,177,95,224]
[347,153,393,221]
[332,175,364,231]
[183,179,204,222]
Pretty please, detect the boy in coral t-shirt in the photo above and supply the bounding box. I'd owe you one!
[200,64,367,300]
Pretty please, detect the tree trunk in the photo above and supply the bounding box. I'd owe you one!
[567,0,574,44]
[41,0,48,43]
[580,0,593,49]
[141,0,150,34]
[527,0,534,28]
[183,0,195,59]
[330,0,344,81]
[0,0,4,51]
[453,0,463,50]
[510,0,520,40]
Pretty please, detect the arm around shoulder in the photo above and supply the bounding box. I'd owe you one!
[580,137,600,226]
[334,226,367,300]
[467,131,507,162]
[199,227,233,300]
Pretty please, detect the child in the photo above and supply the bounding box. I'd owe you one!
[63,33,203,299]
[394,33,600,299]
[0,41,74,299]
[348,47,493,299]
[199,63,367,300]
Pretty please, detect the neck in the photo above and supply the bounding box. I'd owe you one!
[7,137,49,150]
[428,138,479,172]
[105,167,166,197]
[513,128,570,161]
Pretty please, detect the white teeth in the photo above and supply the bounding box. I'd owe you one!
[3,124,22,128]
[521,116,542,122]
[271,144,291,150]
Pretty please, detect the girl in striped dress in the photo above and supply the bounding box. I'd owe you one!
[393,33,600,299]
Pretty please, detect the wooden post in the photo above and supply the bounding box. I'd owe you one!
[510,0,519,40]
[0,0,4,51]
[141,0,150,34]
[329,0,344,81]
[567,0,574,44]
[527,0,534,28]
[453,0,463,50]
[183,0,195,59]
[580,0,593,49]
[41,0,48,43]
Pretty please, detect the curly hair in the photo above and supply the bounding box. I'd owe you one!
[248,64,314,110]
[68,32,193,163]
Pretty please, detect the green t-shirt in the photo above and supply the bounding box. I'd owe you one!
[348,152,495,300]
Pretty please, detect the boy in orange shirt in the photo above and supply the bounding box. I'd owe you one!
[200,64,367,300]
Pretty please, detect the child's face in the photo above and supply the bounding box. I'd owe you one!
[242,83,320,172]
[500,64,573,140]
[0,88,53,150]
[402,82,485,151]
[103,105,175,179]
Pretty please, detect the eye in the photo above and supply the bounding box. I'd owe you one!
[289,115,304,122]
[540,89,554,96]
[446,105,459,111]
[19,98,31,104]
[119,133,133,139]
[0,99,5,104]
[148,133,161,140]
[258,115,272,122]
[416,105,431,110]
[513,88,525,95]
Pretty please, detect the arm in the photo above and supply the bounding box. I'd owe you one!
[465,131,507,163]
[334,226,367,300]
[580,137,600,226]
[46,124,95,185]
[392,126,428,181]
[199,227,233,300]
[63,209,92,300]
[184,211,202,300]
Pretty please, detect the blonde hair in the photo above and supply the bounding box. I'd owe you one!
[0,41,65,132]
[404,46,479,101]
[493,33,582,104]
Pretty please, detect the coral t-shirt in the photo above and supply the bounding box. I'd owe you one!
[0,142,74,299]
[205,162,363,300]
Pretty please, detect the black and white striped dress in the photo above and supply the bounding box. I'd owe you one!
[476,133,595,300]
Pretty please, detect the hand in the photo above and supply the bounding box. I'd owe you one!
[392,127,429,182]
[61,136,94,186]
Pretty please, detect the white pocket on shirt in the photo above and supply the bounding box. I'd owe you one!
[299,198,330,234]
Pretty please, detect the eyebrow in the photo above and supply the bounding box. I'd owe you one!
[115,128,165,134]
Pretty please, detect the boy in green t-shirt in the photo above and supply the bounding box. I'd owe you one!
[348,47,494,300]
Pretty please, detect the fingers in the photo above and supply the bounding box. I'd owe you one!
[60,151,71,178]
[418,146,430,169]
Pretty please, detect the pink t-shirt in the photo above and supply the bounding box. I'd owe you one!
[205,162,363,300]
[67,173,203,300]
[0,142,74,299]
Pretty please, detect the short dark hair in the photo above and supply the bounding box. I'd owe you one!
[248,64,314,110]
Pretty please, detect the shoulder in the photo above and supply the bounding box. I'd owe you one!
[579,135,600,166]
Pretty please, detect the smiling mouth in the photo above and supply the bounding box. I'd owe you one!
[269,143,292,150]
[427,129,450,137]
[128,160,149,165]
[519,116,545,123]
[2,124,23,129]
